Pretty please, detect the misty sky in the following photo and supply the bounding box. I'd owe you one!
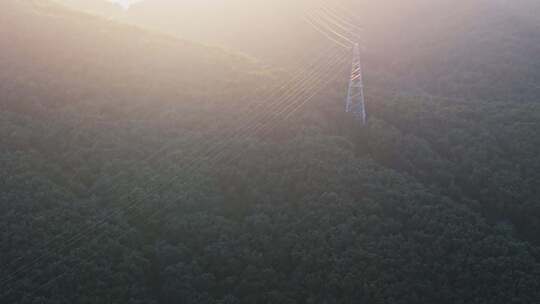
[110,0,144,10]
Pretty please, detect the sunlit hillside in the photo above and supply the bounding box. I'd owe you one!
[1,1,270,117]
[62,0,540,101]
[1,1,540,303]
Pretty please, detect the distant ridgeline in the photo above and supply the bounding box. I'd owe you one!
[1,1,540,303]
[59,0,540,102]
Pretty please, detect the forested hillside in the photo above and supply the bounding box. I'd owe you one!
[1,1,540,303]
[62,0,540,101]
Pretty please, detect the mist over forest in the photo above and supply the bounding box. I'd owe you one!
[1,0,540,303]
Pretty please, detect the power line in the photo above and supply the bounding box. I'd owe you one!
[0,50,349,299]
[0,43,342,280]
[1,1,358,299]
[312,8,363,41]
[0,48,337,282]
[318,1,364,32]
[303,15,352,49]
[306,11,355,45]
[2,54,349,301]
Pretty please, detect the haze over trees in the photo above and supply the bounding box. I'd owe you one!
[1,1,540,303]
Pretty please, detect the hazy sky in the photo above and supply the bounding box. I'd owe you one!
[110,0,144,10]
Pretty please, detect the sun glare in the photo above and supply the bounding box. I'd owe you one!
[110,0,143,10]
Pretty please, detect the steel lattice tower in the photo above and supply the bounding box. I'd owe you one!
[345,43,366,124]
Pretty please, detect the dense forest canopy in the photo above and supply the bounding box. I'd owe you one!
[1,0,540,303]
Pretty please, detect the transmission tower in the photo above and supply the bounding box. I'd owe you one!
[345,43,366,124]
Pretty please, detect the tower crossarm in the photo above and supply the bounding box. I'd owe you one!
[345,43,367,124]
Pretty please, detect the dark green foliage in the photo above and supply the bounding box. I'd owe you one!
[1,1,540,303]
